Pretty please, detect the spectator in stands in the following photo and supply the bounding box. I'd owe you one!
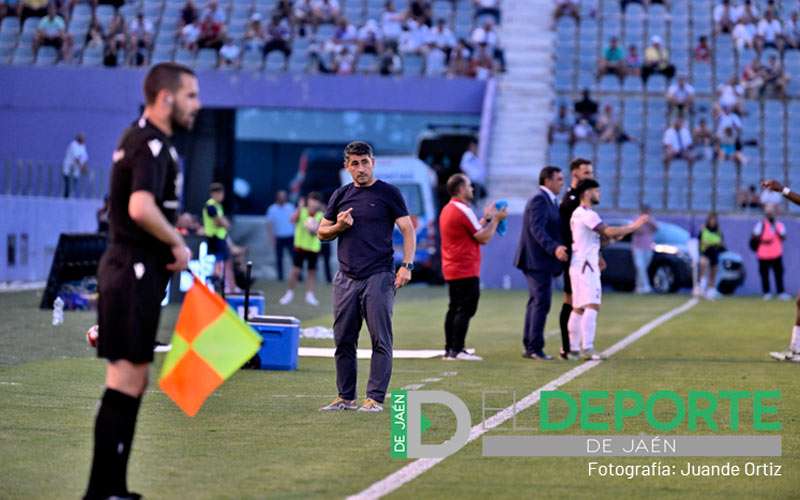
[574,88,598,126]
[474,0,500,24]
[84,16,104,50]
[666,75,696,116]
[179,0,198,30]
[471,19,505,72]
[739,0,759,23]
[597,36,625,82]
[293,0,313,35]
[243,12,265,52]
[716,106,743,138]
[741,58,765,97]
[785,11,800,49]
[737,184,761,209]
[548,104,573,145]
[311,0,340,25]
[399,18,428,54]
[715,77,744,115]
[381,0,403,47]
[127,11,153,66]
[716,125,745,166]
[732,18,757,52]
[625,43,641,77]
[32,4,71,63]
[424,41,447,76]
[448,39,472,77]
[756,9,784,53]
[198,0,226,58]
[408,0,432,27]
[714,0,741,34]
[334,45,355,74]
[180,18,201,52]
[379,44,402,75]
[762,54,789,98]
[572,118,595,144]
[694,35,711,62]
[103,11,126,65]
[693,117,715,160]
[597,103,632,143]
[642,35,675,84]
[356,18,383,57]
[272,0,292,21]
[663,117,693,165]
[219,36,241,68]
[553,0,579,24]
[430,18,455,59]
[18,0,48,25]
[62,132,88,198]
[471,43,495,79]
[460,139,487,201]
[262,14,292,70]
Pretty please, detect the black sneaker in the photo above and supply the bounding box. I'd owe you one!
[442,350,456,360]
[523,351,553,361]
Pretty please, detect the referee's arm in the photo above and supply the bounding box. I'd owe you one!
[129,191,190,270]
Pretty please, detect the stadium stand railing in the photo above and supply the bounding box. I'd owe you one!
[548,0,799,215]
[0,159,109,199]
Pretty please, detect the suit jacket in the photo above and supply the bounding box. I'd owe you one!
[514,188,564,275]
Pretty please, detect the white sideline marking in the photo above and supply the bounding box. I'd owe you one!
[347,298,699,500]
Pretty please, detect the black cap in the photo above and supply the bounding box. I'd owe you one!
[575,179,600,197]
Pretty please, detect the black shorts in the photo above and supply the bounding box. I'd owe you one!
[97,246,171,364]
[42,36,63,49]
[292,248,319,270]
[563,261,573,294]
[207,237,229,262]
[703,247,722,266]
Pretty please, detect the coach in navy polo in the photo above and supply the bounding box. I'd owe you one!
[514,166,569,360]
[317,141,417,413]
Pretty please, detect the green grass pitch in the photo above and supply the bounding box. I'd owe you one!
[0,282,797,499]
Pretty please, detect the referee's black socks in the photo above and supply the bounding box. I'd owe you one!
[84,388,142,500]
[559,303,572,353]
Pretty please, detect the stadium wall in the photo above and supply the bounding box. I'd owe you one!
[0,67,486,168]
[0,195,100,282]
[481,213,800,296]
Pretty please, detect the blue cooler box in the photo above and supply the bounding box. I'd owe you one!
[226,293,265,319]
[249,315,300,370]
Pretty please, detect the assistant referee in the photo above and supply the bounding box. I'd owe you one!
[84,63,200,500]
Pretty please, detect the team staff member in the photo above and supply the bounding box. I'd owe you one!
[558,158,595,360]
[203,182,237,293]
[318,141,416,413]
[514,166,569,360]
[85,63,200,500]
[278,192,324,306]
[439,173,507,361]
[763,180,800,363]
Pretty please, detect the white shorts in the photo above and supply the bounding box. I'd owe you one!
[570,263,602,309]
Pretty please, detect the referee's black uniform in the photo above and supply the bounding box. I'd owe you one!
[558,186,580,354]
[86,116,180,499]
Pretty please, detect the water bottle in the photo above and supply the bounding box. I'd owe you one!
[52,297,64,326]
[495,199,509,236]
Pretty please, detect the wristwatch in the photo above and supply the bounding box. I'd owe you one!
[401,262,415,271]
[782,186,791,197]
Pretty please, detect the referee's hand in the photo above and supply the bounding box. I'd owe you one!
[167,244,192,272]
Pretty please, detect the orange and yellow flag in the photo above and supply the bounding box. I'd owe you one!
[159,277,262,416]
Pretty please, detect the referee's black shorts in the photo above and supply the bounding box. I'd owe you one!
[563,261,573,294]
[97,245,171,364]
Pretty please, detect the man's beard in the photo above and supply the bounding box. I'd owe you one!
[590,197,599,205]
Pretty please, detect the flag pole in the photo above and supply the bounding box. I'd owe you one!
[244,261,252,320]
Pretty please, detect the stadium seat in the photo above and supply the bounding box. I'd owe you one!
[195,48,218,69]
[34,46,59,65]
[96,5,115,27]
[402,53,423,76]
[81,45,103,66]
[264,50,285,72]
[11,44,33,65]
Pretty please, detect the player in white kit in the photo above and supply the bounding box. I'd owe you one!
[568,179,650,360]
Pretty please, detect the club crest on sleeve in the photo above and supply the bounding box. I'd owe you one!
[148,139,163,158]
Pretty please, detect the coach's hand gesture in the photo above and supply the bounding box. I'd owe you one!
[337,208,354,229]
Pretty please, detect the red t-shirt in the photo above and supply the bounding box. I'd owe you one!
[439,198,482,281]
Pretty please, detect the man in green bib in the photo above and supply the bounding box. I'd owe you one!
[202,182,236,293]
[279,192,324,306]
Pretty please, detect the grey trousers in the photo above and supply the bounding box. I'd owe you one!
[333,270,395,403]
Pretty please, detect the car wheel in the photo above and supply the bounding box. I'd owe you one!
[651,263,677,294]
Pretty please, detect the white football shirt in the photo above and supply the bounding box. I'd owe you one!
[570,205,603,268]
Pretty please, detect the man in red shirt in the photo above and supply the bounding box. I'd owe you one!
[439,173,507,360]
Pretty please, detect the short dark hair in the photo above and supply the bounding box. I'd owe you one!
[539,166,562,185]
[343,141,374,161]
[446,173,469,197]
[143,62,196,105]
[307,191,322,202]
[569,157,592,171]
[575,178,600,197]
[209,182,224,193]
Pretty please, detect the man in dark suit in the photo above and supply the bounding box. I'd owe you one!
[514,166,568,360]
